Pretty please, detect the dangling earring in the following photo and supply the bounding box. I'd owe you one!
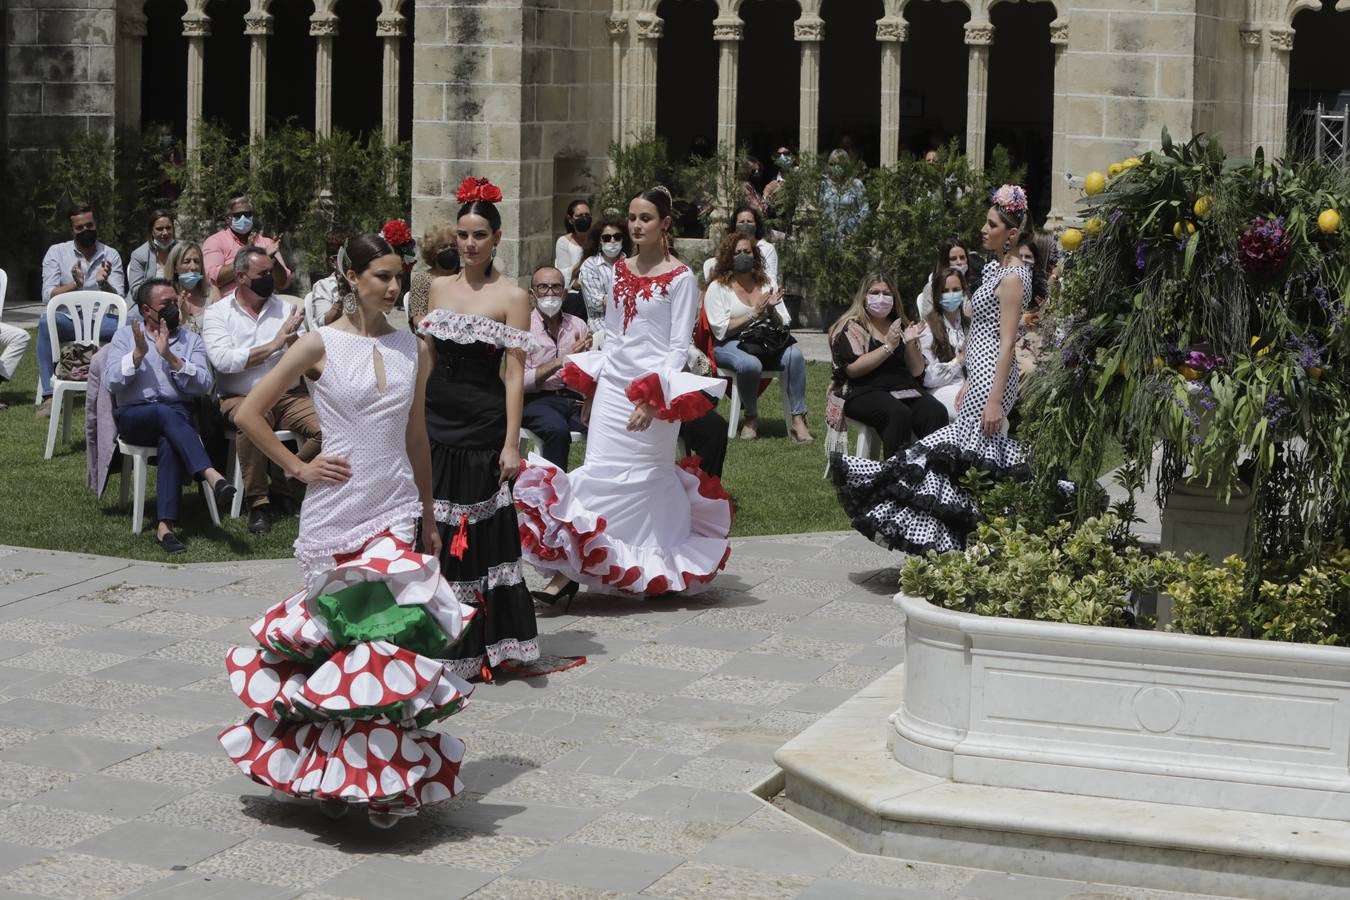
[342,291,359,316]
[661,232,670,260]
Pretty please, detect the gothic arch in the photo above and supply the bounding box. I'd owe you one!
[1283,0,1350,25]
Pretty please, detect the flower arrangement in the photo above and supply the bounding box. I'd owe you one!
[991,183,1028,219]
[456,176,503,204]
[1022,129,1350,579]
[380,218,413,253]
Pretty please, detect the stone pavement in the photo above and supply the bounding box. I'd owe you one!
[0,534,1234,900]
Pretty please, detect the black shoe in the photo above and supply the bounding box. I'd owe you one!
[156,531,187,555]
[531,580,579,612]
[248,506,273,535]
[212,478,237,511]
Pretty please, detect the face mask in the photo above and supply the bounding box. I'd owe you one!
[732,254,754,273]
[436,247,459,271]
[247,272,275,297]
[940,291,965,312]
[153,238,175,252]
[573,215,593,233]
[230,215,254,235]
[735,222,756,235]
[951,262,968,274]
[865,294,894,318]
[536,296,563,318]
[601,241,623,259]
[178,271,203,290]
[776,154,793,167]
[159,303,181,333]
[74,229,97,249]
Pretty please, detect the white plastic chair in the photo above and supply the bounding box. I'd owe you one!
[519,427,584,459]
[847,418,885,461]
[0,267,9,320]
[42,292,127,459]
[225,428,299,518]
[725,370,793,439]
[116,438,222,534]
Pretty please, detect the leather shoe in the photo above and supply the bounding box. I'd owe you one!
[212,478,237,511]
[156,531,187,555]
[35,398,52,419]
[248,506,273,535]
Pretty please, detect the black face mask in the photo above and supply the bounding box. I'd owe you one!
[573,215,593,234]
[436,247,459,271]
[159,303,180,333]
[74,229,97,249]
[247,272,275,298]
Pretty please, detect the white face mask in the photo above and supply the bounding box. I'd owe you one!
[601,241,623,259]
[536,296,564,318]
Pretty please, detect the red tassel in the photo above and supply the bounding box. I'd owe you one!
[450,513,469,560]
[479,661,494,683]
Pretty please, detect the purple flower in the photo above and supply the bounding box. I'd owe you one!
[1263,393,1287,426]
[1238,216,1290,275]
[1196,383,1216,412]
[1286,334,1324,369]
[1110,210,1124,224]
[1135,242,1147,271]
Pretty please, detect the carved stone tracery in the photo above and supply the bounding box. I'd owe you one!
[244,13,273,36]
[712,19,744,41]
[1268,27,1295,52]
[964,22,994,46]
[376,15,405,37]
[794,17,824,41]
[636,16,663,40]
[181,15,211,37]
[607,16,629,38]
[876,19,908,42]
[1239,28,1263,47]
[310,16,339,37]
[1049,18,1069,46]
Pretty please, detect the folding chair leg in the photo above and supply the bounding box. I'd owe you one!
[725,379,741,439]
[130,454,147,535]
[61,392,73,444]
[200,479,222,527]
[43,389,61,460]
[119,454,131,507]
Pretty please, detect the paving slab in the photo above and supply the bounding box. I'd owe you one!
[0,538,1239,899]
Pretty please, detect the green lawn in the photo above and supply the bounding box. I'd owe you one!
[0,334,852,562]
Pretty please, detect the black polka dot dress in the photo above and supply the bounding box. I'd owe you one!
[831,261,1033,554]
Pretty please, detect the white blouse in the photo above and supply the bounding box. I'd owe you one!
[919,313,967,389]
[554,234,585,285]
[702,278,790,342]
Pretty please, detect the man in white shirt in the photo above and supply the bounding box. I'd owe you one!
[202,246,321,534]
[36,204,128,417]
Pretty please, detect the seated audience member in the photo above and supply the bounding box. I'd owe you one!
[679,405,730,479]
[303,230,352,327]
[202,246,320,535]
[523,265,591,468]
[407,221,458,331]
[702,205,779,288]
[0,319,30,412]
[201,195,291,294]
[165,240,213,334]
[554,199,592,288]
[703,232,811,442]
[36,204,128,418]
[920,267,969,422]
[762,144,795,210]
[916,237,971,319]
[577,214,631,341]
[829,272,947,458]
[105,279,235,554]
[127,209,177,298]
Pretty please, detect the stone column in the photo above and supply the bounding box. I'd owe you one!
[1264,27,1294,160]
[377,11,406,145]
[183,7,211,158]
[244,9,272,141]
[713,17,743,154]
[311,12,339,137]
[794,15,824,156]
[1239,27,1261,154]
[607,15,629,147]
[116,4,148,134]
[1048,18,1070,225]
[633,14,663,141]
[964,20,994,169]
[876,17,907,166]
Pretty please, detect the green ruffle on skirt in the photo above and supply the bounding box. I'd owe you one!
[310,581,450,658]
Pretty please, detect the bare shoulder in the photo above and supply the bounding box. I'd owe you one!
[427,273,460,309]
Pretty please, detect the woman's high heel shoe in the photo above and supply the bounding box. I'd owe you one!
[531,580,579,613]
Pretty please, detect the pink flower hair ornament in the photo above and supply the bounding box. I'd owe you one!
[991,184,1029,222]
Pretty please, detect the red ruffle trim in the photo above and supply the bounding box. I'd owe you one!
[514,460,610,575]
[560,362,598,398]
[677,455,735,512]
[625,373,715,423]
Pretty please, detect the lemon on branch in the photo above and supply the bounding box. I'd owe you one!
[1318,209,1341,234]
[1061,228,1084,252]
[1084,171,1106,195]
[1194,195,1213,218]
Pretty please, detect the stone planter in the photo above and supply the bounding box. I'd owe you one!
[892,591,1350,819]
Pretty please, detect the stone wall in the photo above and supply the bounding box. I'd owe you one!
[4,0,119,149]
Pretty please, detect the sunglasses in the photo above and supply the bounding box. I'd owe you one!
[231,211,254,220]
[599,234,624,244]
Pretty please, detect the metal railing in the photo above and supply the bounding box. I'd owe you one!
[1291,103,1349,167]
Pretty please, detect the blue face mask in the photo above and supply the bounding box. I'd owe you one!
[230,214,253,235]
[178,271,203,290]
[939,290,965,312]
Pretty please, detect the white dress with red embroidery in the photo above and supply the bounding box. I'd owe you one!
[514,256,733,595]
[217,328,478,824]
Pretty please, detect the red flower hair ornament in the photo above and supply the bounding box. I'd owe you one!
[456,176,504,204]
[380,219,413,250]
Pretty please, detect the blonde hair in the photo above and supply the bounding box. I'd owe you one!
[828,271,910,342]
[420,220,457,268]
[165,241,207,301]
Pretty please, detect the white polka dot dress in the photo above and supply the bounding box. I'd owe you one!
[831,261,1033,553]
[217,328,479,826]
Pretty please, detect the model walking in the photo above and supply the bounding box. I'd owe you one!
[218,234,476,829]
[517,187,733,601]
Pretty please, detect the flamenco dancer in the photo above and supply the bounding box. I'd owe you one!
[516,187,734,602]
[831,184,1034,553]
[218,234,477,829]
[418,177,542,679]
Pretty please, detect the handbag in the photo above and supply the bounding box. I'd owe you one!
[56,343,96,381]
[736,315,795,368]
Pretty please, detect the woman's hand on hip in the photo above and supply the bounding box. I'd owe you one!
[295,455,352,485]
[627,402,655,432]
